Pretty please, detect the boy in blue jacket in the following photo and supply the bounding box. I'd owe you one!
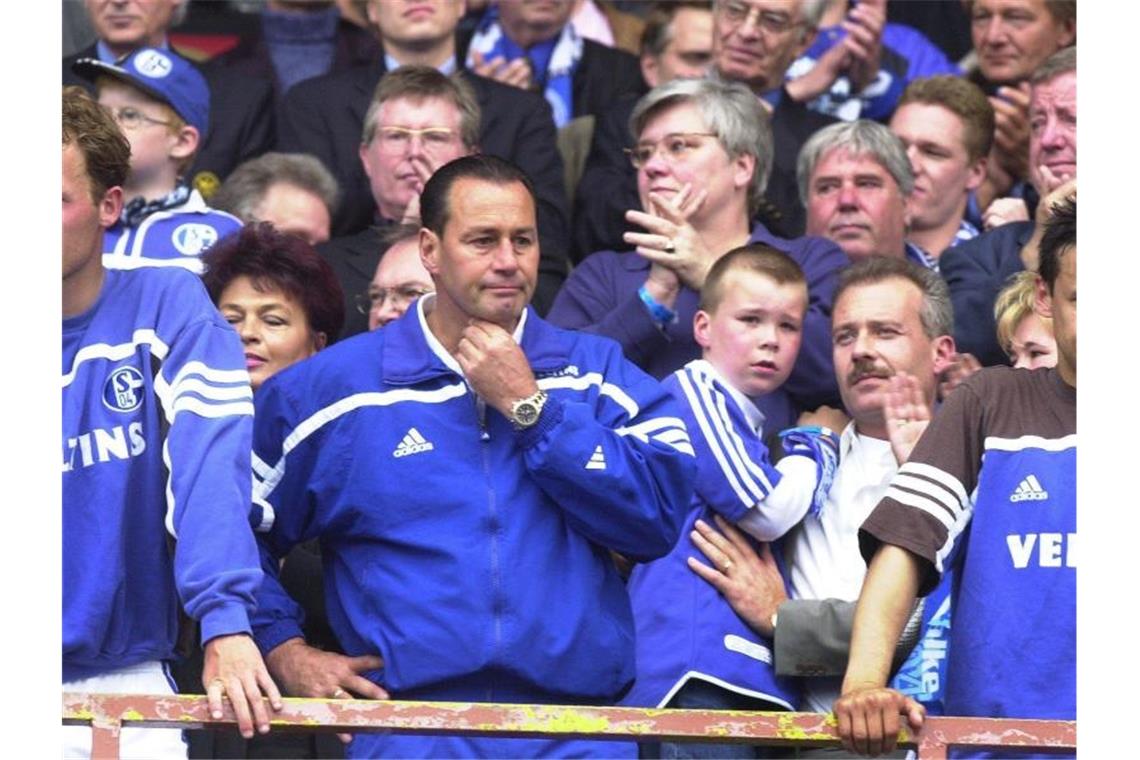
[626,243,841,758]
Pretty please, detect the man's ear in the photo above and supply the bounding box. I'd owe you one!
[1034,273,1053,319]
[693,309,713,350]
[931,335,957,376]
[169,124,199,163]
[640,54,661,88]
[313,331,328,352]
[99,186,124,229]
[965,155,987,193]
[419,228,441,276]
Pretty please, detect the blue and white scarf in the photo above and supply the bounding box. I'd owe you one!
[465,7,583,127]
[120,182,192,228]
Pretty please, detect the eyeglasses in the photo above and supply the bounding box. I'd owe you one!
[625,132,718,169]
[717,1,803,35]
[106,106,174,131]
[373,126,460,154]
[355,285,433,315]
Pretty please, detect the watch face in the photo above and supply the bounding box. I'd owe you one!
[515,401,539,426]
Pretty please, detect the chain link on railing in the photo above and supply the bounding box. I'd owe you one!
[63,692,1076,760]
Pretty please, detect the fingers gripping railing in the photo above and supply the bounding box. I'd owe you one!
[62,693,1076,760]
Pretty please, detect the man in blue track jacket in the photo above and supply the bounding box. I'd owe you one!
[62,87,281,759]
[250,154,697,758]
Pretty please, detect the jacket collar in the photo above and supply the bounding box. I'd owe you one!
[381,294,573,385]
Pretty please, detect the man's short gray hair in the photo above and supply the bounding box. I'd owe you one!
[630,77,773,215]
[797,120,914,206]
[361,66,481,148]
[212,152,340,222]
[1031,45,1076,85]
[835,256,954,340]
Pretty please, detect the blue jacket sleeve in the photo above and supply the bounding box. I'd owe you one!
[666,367,783,525]
[156,313,262,646]
[516,341,697,561]
[247,374,321,655]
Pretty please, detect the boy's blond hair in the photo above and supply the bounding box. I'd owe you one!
[698,244,808,315]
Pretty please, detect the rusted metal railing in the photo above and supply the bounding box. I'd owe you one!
[63,692,1076,759]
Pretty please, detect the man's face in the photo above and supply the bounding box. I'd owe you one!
[833,277,949,435]
[98,79,180,189]
[254,182,331,245]
[497,0,575,36]
[1037,247,1076,384]
[63,143,120,283]
[85,0,181,50]
[420,178,539,329]
[368,0,465,50]
[712,0,814,94]
[889,103,985,236]
[1028,71,1076,194]
[694,269,806,399]
[970,0,1075,85]
[642,7,714,87]
[635,102,753,228]
[368,237,434,329]
[805,148,911,261]
[359,96,470,221]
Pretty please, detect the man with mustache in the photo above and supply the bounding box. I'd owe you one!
[687,256,958,720]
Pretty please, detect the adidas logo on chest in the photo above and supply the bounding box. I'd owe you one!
[1010,474,1048,503]
[393,427,434,458]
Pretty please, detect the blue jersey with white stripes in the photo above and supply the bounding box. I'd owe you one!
[62,267,261,682]
[103,189,241,274]
[248,299,696,712]
[624,360,801,710]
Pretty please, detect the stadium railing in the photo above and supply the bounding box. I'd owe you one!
[63,692,1076,759]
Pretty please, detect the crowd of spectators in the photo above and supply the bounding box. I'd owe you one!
[61,1,1078,759]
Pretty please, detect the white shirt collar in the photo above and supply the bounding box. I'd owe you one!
[415,293,528,379]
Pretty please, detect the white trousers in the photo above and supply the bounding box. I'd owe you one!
[63,660,187,759]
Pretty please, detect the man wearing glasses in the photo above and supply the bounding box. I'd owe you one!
[319,66,475,338]
[361,225,436,330]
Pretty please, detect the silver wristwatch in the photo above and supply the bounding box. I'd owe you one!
[509,390,548,430]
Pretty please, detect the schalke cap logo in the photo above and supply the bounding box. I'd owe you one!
[172,223,219,256]
[133,49,173,78]
[103,366,145,413]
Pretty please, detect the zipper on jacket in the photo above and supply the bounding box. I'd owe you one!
[474,393,502,680]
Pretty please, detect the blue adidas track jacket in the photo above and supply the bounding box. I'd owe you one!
[249,300,697,705]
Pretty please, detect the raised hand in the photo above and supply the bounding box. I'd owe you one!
[842,0,886,93]
[624,183,716,292]
[456,319,539,417]
[884,373,932,464]
[470,50,533,90]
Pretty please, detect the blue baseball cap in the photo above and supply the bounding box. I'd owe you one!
[72,47,210,138]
